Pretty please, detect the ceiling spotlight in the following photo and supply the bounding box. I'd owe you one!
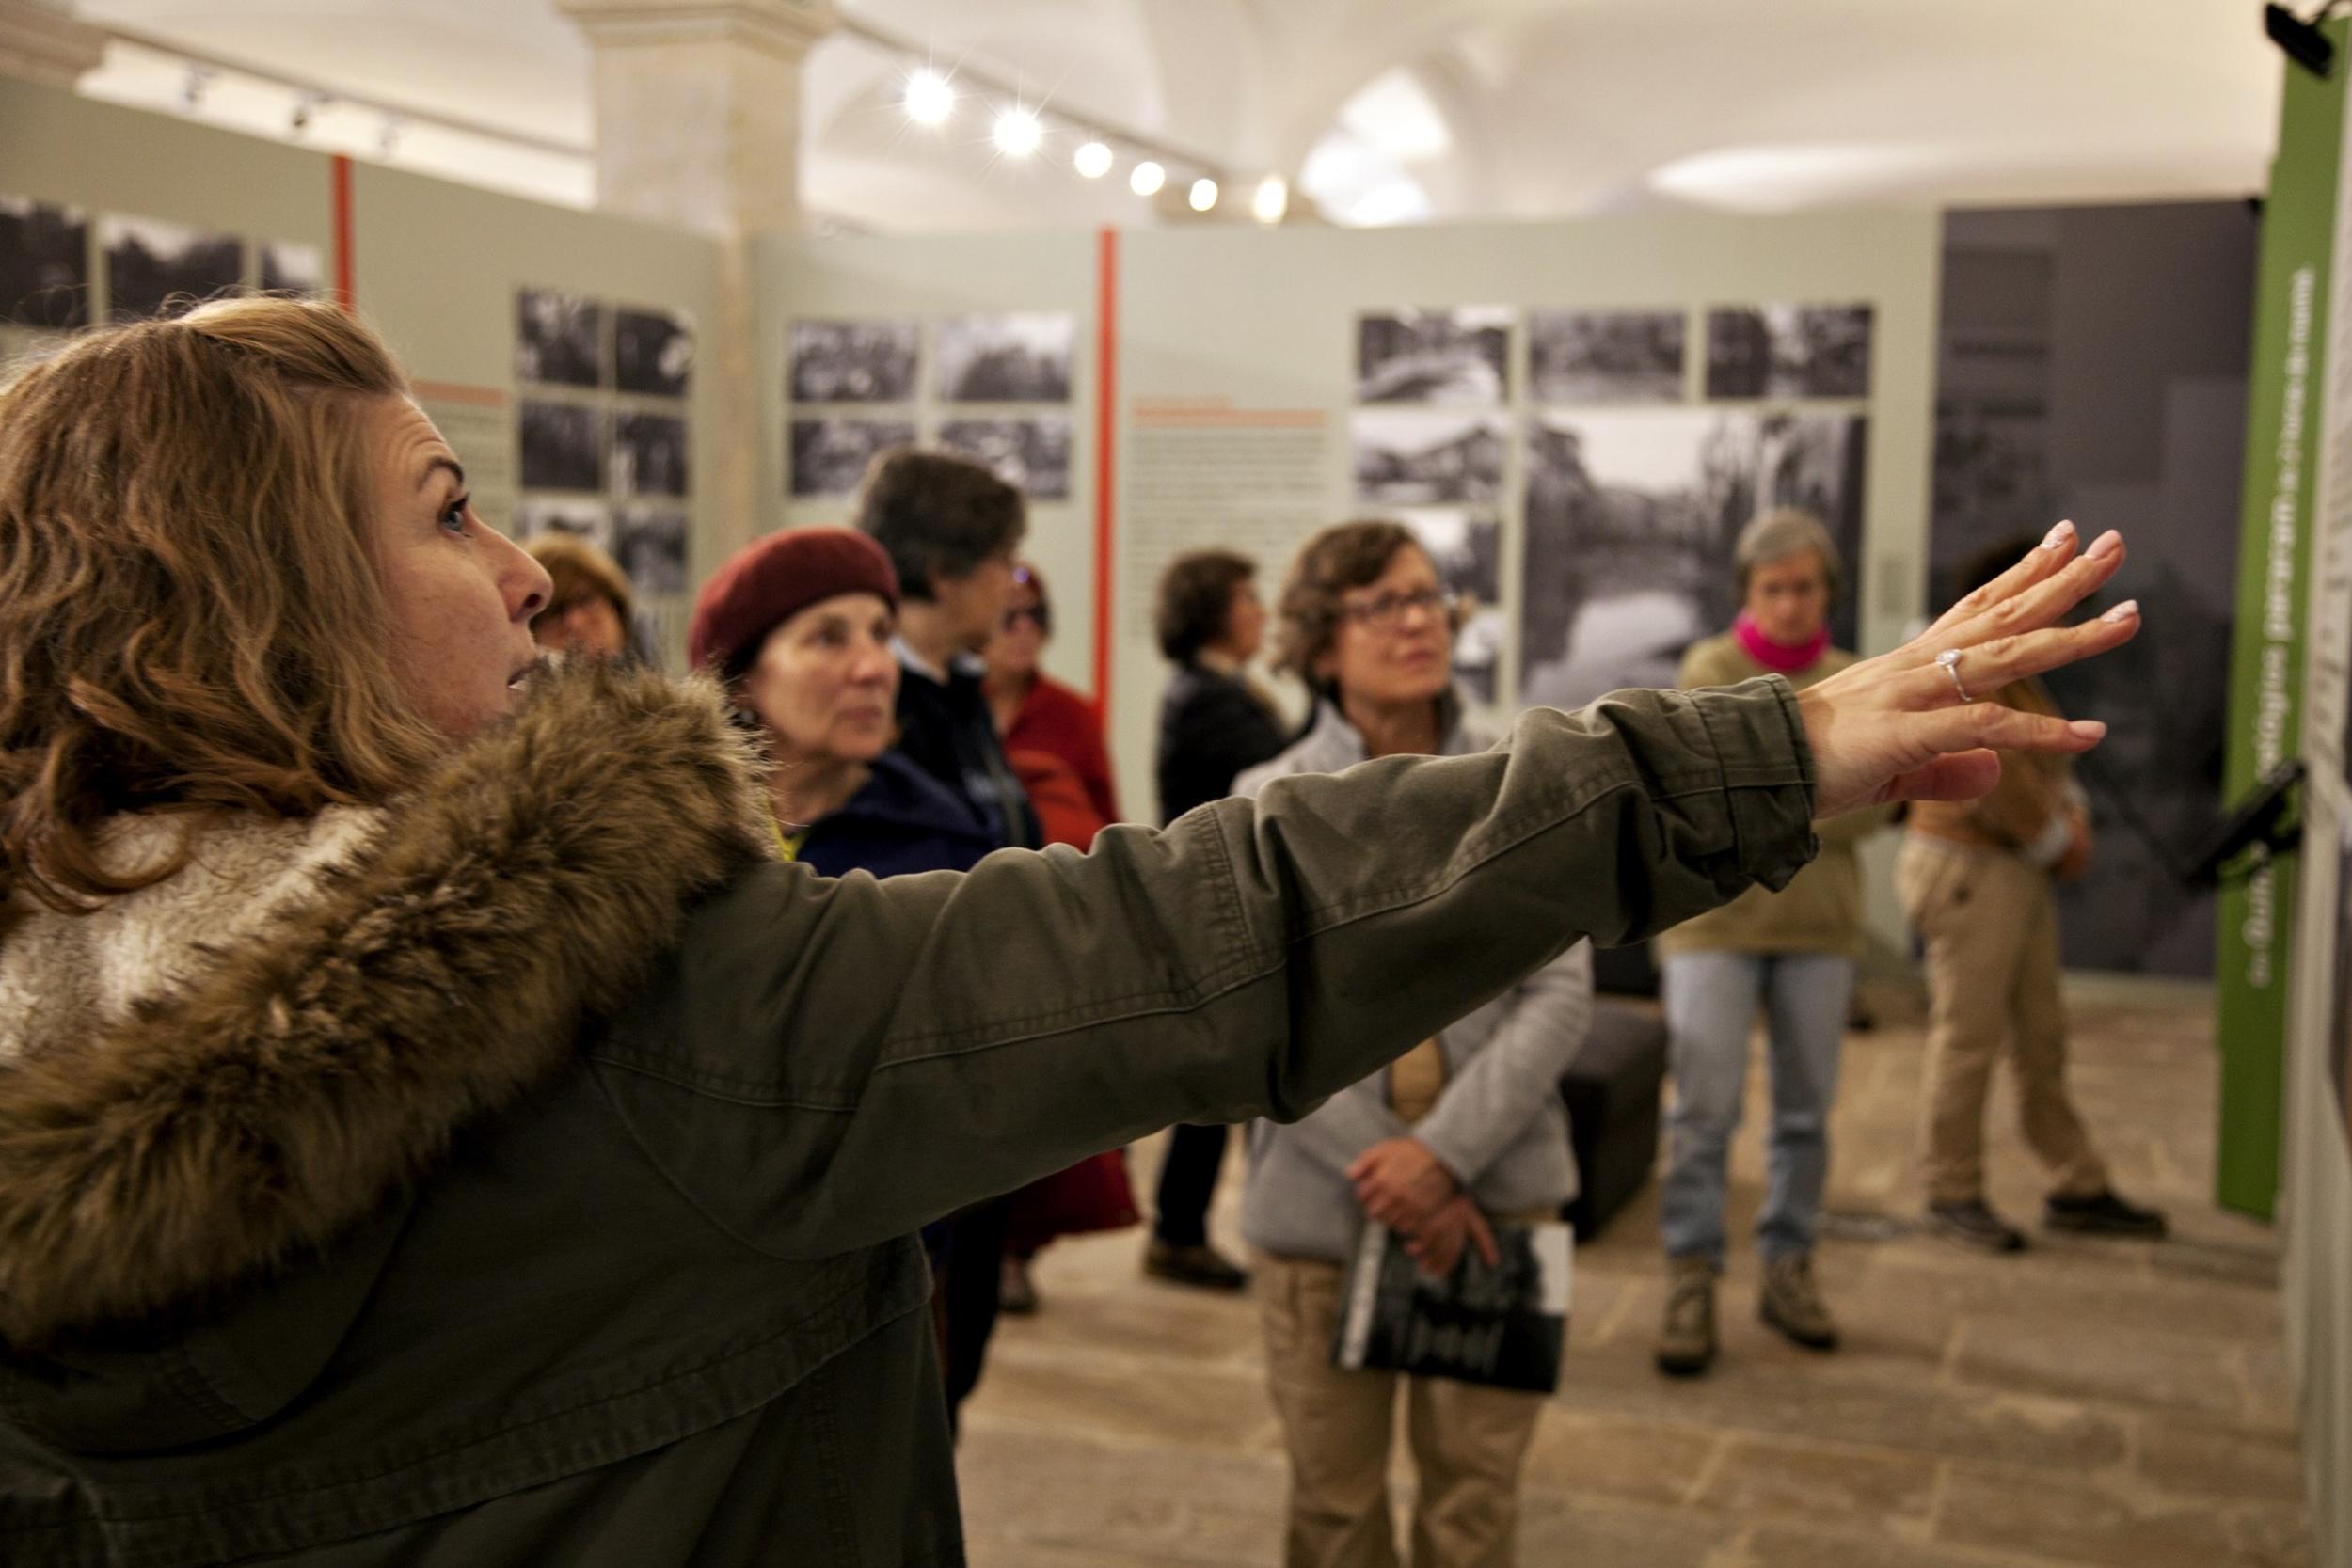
[993,106,1043,158]
[289,91,331,135]
[1189,178,1219,213]
[1253,174,1289,225]
[1130,160,1166,197]
[181,66,214,112]
[1074,140,1114,179]
[378,115,405,158]
[903,68,954,126]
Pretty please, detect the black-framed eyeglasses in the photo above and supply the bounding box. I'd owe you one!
[1337,586,1454,630]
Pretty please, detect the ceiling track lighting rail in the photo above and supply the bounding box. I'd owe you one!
[92,18,1299,224]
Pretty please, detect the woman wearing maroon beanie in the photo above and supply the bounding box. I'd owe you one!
[688,527,995,880]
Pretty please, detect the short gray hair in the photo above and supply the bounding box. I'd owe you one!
[1734,508,1840,602]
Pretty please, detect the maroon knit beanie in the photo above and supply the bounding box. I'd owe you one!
[688,527,900,677]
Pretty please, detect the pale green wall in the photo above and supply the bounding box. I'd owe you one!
[764,213,1943,974]
[759,231,1103,698]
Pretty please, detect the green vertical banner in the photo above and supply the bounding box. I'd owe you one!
[2217,23,2348,1219]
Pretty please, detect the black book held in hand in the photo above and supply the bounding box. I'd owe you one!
[1331,1219,1573,1394]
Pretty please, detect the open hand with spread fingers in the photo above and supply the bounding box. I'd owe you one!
[1798,519,2138,817]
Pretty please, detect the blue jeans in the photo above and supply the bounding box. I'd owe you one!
[1659,951,1855,1269]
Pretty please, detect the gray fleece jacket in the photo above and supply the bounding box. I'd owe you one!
[1233,696,1593,1264]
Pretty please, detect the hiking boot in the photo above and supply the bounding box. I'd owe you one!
[1656,1257,1719,1377]
[998,1256,1039,1316]
[1929,1199,2027,1254]
[1142,1238,1249,1291]
[1759,1253,1839,1352]
[2045,1188,2169,1239]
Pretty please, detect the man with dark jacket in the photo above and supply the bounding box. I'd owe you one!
[853,448,1041,1430]
[855,450,1042,853]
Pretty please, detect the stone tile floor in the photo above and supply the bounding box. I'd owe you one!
[958,975,2312,1567]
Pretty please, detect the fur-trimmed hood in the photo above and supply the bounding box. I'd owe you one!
[0,662,770,1355]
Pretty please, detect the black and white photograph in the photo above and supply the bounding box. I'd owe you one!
[1518,408,1865,712]
[936,313,1074,403]
[1351,409,1506,506]
[516,289,605,389]
[0,195,89,329]
[1357,307,1511,404]
[1527,309,1685,404]
[513,497,613,555]
[790,416,915,499]
[611,411,691,499]
[1705,302,1874,399]
[788,318,919,403]
[937,415,1073,501]
[517,399,606,492]
[615,305,693,399]
[102,214,242,323]
[614,505,689,596]
[259,241,324,297]
[1395,509,1504,705]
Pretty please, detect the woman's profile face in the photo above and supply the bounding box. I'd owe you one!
[740,592,900,766]
[1744,549,1831,647]
[537,594,628,660]
[370,398,552,738]
[983,573,1047,685]
[1221,579,1266,663]
[1318,545,1453,710]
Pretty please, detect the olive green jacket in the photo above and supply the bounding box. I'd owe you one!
[0,663,1818,1567]
[1655,633,1894,959]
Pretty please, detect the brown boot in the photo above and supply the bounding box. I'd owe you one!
[1656,1256,1718,1377]
[1758,1252,1838,1351]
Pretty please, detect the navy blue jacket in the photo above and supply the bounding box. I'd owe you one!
[797,752,996,880]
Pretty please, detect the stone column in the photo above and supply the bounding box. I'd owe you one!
[556,0,837,236]
[558,0,838,578]
[0,0,107,90]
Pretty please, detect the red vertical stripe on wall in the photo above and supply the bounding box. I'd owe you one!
[331,155,355,309]
[1092,226,1119,718]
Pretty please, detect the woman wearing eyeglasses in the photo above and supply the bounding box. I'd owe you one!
[1232,520,1594,1568]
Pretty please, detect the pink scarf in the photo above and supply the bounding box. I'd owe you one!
[1734,610,1829,675]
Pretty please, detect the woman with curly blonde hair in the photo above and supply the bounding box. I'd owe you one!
[0,297,2136,1567]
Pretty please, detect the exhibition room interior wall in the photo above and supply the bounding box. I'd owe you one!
[0,72,2265,983]
[767,211,1938,961]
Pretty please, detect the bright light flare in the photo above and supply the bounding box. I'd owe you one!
[903,69,954,127]
[1253,174,1288,224]
[993,107,1043,158]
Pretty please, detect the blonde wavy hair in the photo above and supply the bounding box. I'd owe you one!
[0,296,442,920]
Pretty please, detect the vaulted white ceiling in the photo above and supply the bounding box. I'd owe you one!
[67,0,2287,227]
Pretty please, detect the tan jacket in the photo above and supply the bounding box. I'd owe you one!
[1655,633,1894,959]
[1905,677,2076,862]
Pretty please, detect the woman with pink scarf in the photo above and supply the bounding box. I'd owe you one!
[1648,510,1897,1380]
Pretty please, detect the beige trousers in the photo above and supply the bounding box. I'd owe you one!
[1256,1252,1543,1568]
[1897,837,2108,1207]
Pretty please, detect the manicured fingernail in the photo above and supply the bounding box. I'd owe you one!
[2088,530,2123,561]
[2101,599,2139,623]
[2070,720,2107,740]
[2041,519,2075,550]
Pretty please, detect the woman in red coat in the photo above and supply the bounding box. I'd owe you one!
[983,563,1138,1312]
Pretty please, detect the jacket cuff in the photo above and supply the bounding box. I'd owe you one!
[1686,677,1820,895]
